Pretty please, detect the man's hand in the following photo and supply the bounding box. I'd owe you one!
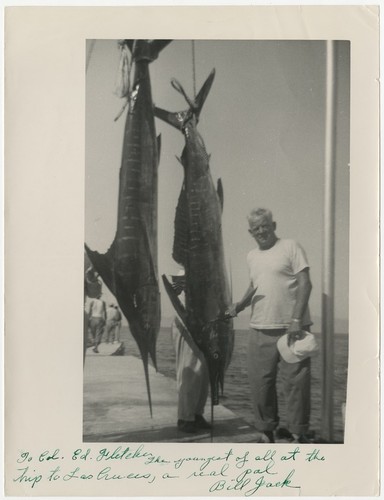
[287,319,305,346]
[224,303,238,319]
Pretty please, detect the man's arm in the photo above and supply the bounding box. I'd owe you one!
[225,282,256,318]
[287,267,312,344]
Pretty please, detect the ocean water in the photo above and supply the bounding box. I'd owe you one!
[118,326,348,443]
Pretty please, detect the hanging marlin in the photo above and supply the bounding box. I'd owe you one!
[154,69,234,406]
[85,39,171,416]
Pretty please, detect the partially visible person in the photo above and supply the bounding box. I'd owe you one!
[105,304,123,344]
[84,264,102,298]
[105,304,118,343]
[84,259,90,363]
[113,305,122,343]
[226,207,313,443]
[171,270,211,434]
[83,306,89,364]
[84,255,103,361]
[88,295,107,353]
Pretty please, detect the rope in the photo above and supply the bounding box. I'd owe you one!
[114,42,132,121]
[115,42,132,99]
[191,40,196,99]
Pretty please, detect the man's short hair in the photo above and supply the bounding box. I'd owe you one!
[247,208,274,225]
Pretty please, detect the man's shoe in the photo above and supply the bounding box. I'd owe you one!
[264,430,275,443]
[275,427,294,442]
[253,430,274,443]
[195,414,211,429]
[177,420,197,433]
[291,433,314,444]
[93,347,99,353]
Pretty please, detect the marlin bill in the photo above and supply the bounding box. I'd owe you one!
[85,40,171,416]
[155,69,234,406]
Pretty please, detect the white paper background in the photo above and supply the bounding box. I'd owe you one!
[4,5,379,497]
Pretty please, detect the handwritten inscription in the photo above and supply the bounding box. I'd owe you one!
[12,445,326,493]
[209,469,300,495]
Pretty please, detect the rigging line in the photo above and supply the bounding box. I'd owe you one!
[86,39,96,73]
[191,40,197,99]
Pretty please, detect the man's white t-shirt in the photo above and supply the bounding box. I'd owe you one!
[106,306,116,321]
[247,238,311,329]
[88,298,106,319]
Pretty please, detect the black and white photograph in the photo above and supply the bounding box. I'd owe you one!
[84,39,350,445]
[5,6,379,497]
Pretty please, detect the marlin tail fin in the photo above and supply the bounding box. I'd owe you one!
[153,106,186,130]
[194,68,216,120]
[154,68,215,129]
[122,39,172,62]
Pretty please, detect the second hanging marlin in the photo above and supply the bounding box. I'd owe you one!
[155,69,234,406]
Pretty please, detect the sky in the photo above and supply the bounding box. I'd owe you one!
[85,39,350,332]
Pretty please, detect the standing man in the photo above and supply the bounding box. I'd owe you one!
[113,305,122,343]
[84,255,103,362]
[105,304,118,344]
[171,270,211,434]
[226,208,312,443]
[88,294,107,353]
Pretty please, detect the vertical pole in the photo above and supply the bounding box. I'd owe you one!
[191,40,197,99]
[321,40,337,442]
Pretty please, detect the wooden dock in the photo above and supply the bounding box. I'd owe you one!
[83,355,259,443]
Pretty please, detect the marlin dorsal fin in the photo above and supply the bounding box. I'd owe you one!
[162,274,188,327]
[217,178,224,213]
[85,242,116,296]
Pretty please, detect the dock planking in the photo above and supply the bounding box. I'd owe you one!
[83,355,258,443]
